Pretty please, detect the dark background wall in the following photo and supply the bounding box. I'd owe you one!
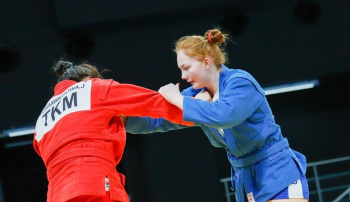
[0,0,349,201]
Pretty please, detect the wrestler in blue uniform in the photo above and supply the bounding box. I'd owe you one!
[126,65,309,201]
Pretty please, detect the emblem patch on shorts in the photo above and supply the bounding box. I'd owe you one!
[247,192,255,202]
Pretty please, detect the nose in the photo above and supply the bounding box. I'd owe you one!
[181,70,187,80]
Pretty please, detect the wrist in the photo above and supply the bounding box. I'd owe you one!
[174,95,184,110]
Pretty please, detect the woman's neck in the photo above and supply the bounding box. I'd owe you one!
[206,68,220,96]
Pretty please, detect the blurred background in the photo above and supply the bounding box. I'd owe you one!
[0,0,349,201]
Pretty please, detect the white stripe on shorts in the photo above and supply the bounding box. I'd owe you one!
[288,179,304,198]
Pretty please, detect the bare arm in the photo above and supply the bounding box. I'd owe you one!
[158,83,184,109]
[158,83,213,109]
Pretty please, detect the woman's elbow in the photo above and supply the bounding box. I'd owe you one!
[213,115,244,129]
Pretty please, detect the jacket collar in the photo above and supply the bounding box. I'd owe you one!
[53,80,77,96]
[218,64,229,93]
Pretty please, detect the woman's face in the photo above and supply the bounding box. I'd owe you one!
[177,50,208,89]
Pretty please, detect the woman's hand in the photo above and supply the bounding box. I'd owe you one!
[158,83,184,109]
[195,90,212,102]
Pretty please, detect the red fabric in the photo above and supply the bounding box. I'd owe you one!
[67,191,115,202]
[33,79,193,202]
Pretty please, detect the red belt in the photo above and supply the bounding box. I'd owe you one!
[46,148,116,180]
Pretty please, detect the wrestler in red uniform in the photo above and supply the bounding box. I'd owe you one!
[33,77,192,202]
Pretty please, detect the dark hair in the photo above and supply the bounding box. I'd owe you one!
[53,60,103,82]
[174,28,229,69]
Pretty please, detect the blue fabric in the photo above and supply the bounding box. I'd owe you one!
[227,138,307,201]
[270,170,309,200]
[126,65,308,202]
[227,138,290,199]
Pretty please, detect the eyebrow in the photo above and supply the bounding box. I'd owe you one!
[180,64,187,69]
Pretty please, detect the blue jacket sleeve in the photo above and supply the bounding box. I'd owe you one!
[124,87,200,134]
[125,117,190,134]
[183,78,265,129]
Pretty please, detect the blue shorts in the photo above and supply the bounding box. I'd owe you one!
[269,173,309,200]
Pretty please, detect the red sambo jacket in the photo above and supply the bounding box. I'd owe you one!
[33,78,192,202]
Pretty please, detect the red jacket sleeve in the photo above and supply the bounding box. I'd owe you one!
[95,79,193,126]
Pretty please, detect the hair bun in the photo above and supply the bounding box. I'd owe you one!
[53,60,73,77]
[205,29,226,45]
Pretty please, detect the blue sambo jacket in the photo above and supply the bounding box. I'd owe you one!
[126,65,307,202]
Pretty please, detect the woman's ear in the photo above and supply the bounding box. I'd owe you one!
[204,58,211,69]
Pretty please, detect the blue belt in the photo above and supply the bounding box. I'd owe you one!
[227,138,289,202]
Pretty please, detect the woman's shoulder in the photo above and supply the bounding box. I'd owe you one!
[221,65,255,81]
[221,66,265,95]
